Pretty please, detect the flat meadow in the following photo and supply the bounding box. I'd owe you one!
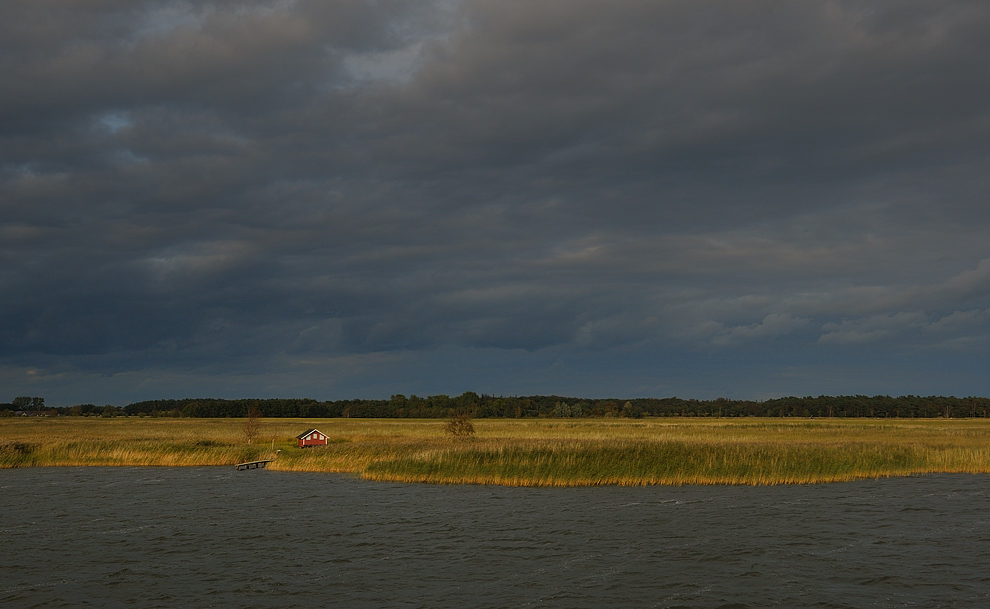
[2,416,990,486]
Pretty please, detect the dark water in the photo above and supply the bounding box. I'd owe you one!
[2,469,989,608]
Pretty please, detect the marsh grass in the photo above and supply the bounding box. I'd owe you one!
[2,417,990,485]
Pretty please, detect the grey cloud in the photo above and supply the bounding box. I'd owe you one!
[817,307,990,349]
[4,0,990,403]
[818,312,929,345]
[0,1,422,115]
[711,314,810,347]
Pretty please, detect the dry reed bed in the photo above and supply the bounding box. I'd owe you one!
[2,417,990,485]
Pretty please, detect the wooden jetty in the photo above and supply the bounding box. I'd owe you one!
[234,459,274,471]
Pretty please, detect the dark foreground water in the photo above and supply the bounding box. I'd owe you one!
[2,469,989,608]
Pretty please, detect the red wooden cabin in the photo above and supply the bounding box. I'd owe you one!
[296,428,329,448]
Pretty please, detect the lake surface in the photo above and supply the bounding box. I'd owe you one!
[2,468,989,608]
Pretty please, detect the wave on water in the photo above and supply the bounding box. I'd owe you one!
[1,468,989,608]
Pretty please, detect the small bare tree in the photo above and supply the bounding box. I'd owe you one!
[444,413,475,437]
[244,405,263,444]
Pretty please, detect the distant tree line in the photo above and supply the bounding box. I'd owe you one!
[10,393,989,419]
[0,396,46,416]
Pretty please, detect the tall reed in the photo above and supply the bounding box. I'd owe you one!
[3,417,990,486]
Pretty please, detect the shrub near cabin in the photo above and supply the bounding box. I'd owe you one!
[296,429,328,448]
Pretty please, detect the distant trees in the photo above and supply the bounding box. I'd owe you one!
[34,393,990,420]
[11,397,44,410]
[620,401,644,418]
[62,404,121,417]
[0,397,48,414]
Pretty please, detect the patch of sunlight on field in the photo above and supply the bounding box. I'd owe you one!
[2,417,990,486]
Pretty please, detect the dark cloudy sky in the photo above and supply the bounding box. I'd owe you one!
[4,0,990,406]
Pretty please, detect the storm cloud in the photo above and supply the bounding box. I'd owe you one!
[3,0,990,404]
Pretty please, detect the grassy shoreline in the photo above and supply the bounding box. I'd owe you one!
[2,417,990,486]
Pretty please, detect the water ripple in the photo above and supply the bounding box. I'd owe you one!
[1,469,989,608]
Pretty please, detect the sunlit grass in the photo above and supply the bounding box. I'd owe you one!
[2,417,990,485]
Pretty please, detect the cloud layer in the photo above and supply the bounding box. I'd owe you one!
[3,0,990,404]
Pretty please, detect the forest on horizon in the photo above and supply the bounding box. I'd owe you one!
[4,393,990,419]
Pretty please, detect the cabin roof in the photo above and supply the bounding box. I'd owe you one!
[295,428,325,439]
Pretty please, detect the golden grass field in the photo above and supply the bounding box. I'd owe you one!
[2,417,990,486]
